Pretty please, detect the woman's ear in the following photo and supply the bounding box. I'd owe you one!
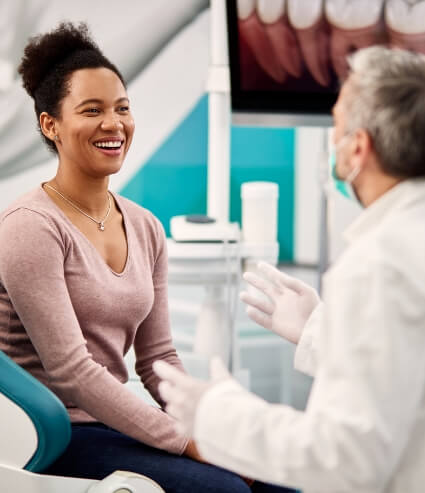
[40,112,59,142]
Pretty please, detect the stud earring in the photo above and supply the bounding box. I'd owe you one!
[54,135,59,141]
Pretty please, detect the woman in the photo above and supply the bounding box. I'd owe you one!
[0,22,290,493]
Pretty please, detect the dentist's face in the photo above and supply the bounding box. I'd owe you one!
[54,67,135,178]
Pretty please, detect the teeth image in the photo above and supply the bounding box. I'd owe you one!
[237,0,255,20]
[257,0,285,24]
[386,0,425,34]
[325,0,385,29]
[288,0,323,29]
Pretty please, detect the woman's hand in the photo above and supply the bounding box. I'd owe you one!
[183,439,205,462]
[184,440,254,486]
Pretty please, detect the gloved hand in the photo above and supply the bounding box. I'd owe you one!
[153,357,231,436]
[240,261,320,344]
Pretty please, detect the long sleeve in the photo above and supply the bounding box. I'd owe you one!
[293,301,324,377]
[193,248,425,491]
[133,218,186,410]
[0,208,187,454]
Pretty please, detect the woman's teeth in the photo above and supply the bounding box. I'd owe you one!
[94,141,122,148]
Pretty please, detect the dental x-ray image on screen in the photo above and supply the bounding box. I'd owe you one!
[227,0,425,126]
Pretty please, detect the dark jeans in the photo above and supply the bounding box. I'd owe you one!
[42,423,297,493]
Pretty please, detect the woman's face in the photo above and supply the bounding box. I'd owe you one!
[54,67,135,178]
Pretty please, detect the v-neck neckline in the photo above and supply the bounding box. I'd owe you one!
[40,184,130,277]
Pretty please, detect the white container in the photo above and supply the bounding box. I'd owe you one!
[241,182,279,244]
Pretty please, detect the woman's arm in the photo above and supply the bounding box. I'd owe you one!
[0,208,187,454]
[132,218,185,408]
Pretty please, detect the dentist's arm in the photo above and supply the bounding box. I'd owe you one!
[240,261,323,376]
[154,254,425,491]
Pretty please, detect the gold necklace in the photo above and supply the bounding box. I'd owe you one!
[44,183,112,231]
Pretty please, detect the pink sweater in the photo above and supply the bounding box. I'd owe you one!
[0,186,188,455]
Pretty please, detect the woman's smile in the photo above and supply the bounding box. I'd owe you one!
[92,136,125,157]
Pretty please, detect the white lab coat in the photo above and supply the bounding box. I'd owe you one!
[193,179,425,493]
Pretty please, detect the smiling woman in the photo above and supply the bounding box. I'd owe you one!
[0,22,267,493]
[40,66,134,182]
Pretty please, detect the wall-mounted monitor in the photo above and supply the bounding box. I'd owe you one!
[226,0,425,127]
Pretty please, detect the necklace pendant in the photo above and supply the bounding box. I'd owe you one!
[99,222,105,231]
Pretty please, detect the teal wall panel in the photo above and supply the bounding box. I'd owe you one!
[121,97,208,232]
[230,126,295,261]
[120,95,295,261]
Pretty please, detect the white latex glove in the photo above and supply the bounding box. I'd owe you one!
[240,261,320,344]
[153,357,231,436]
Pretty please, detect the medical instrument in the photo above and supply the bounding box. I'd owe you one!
[170,215,240,243]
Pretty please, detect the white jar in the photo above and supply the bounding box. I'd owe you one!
[241,181,279,243]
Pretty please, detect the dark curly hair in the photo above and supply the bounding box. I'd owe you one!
[18,22,125,154]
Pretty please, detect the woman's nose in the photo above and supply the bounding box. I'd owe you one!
[101,113,123,131]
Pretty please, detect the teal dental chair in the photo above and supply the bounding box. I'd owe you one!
[0,350,164,492]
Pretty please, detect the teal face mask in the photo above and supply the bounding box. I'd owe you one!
[329,149,352,199]
[329,134,361,203]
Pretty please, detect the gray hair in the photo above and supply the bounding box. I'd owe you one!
[343,46,425,178]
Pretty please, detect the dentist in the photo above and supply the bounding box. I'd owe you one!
[154,45,425,493]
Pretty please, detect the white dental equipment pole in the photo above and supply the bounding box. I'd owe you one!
[207,0,231,222]
[193,0,238,371]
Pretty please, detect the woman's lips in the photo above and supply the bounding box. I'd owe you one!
[93,141,124,156]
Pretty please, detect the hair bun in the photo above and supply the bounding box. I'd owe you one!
[18,22,100,98]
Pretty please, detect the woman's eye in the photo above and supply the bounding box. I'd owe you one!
[118,106,130,113]
[84,108,100,114]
